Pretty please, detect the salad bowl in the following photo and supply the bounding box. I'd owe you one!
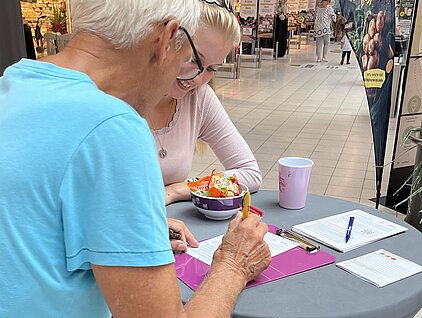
[191,183,248,220]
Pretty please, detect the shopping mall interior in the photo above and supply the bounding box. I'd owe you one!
[202,43,399,215]
[8,0,419,219]
[1,0,421,317]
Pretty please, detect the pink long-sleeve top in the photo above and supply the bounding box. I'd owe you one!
[151,84,262,192]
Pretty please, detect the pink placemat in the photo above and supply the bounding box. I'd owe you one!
[174,225,336,291]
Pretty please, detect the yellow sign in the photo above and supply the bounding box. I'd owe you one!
[364,69,386,88]
[360,0,373,6]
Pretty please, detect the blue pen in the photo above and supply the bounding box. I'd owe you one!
[345,216,355,243]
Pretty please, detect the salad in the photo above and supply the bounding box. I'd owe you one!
[188,170,240,198]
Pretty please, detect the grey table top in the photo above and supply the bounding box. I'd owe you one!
[167,191,422,318]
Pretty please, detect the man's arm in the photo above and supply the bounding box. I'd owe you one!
[93,263,244,318]
[93,213,271,318]
[93,264,186,318]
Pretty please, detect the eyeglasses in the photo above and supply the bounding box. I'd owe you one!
[202,0,234,14]
[176,27,204,81]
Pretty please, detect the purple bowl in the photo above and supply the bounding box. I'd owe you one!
[191,183,248,220]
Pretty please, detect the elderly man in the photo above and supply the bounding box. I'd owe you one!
[0,0,271,317]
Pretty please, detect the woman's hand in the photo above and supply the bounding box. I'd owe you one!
[167,218,199,253]
[165,182,191,205]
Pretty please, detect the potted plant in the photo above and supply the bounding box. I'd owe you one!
[50,4,67,35]
[394,127,422,231]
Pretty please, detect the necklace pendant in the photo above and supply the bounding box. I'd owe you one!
[158,148,167,159]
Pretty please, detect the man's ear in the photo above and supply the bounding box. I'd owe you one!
[154,20,179,66]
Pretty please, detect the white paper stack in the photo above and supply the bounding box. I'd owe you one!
[186,232,298,266]
[292,209,408,252]
[337,249,422,287]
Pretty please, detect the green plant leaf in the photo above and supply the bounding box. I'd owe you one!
[403,127,422,144]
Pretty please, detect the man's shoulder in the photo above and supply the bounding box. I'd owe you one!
[63,84,133,119]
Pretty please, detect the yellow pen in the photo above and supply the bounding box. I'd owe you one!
[242,191,250,220]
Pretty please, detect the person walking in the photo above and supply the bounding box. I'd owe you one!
[314,0,336,62]
[340,33,352,64]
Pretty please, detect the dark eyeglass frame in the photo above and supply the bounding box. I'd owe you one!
[202,0,234,14]
[177,27,204,80]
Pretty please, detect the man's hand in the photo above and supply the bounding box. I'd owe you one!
[165,182,191,205]
[168,218,199,253]
[211,212,271,284]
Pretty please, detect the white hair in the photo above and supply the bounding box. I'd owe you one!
[71,0,201,49]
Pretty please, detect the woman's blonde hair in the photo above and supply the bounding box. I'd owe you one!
[194,3,240,157]
[200,2,241,46]
[195,139,208,156]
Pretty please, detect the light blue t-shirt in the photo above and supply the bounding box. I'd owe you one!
[0,59,174,317]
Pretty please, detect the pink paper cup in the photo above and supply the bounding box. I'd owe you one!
[278,157,313,209]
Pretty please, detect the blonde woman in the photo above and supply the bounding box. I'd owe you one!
[147,0,262,205]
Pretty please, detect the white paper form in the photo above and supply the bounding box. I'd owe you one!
[337,249,422,287]
[292,209,408,252]
[186,232,299,266]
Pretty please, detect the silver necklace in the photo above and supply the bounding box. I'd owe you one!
[148,100,175,159]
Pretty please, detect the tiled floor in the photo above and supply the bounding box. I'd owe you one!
[190,40,422,318]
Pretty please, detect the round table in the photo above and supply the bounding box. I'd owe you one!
[167,191,422,318]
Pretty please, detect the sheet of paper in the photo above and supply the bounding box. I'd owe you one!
[336,249,422,287]
[292,209,408,252]
[186,232,299,266]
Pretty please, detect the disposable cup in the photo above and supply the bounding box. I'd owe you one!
[278,157,313,209]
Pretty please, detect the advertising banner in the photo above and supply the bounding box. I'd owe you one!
[393,115,422,169]
[385,0,421,213]
[340,0,395,207]
[258,0,275,38]
[401,59,422,116]
[288,0,300,13]
[308,0,317,10]
[397,0,415,35]
[408,1,422,57]
[240,0,258,38]
[299,0,308,11]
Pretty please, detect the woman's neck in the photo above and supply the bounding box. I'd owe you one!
[147,96,177,131]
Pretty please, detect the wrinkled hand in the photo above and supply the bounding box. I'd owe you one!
[167,218,199,253]
[211,213,271,284]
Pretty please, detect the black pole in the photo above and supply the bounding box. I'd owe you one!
[376,181,381,209]
[0,0,26,75]
[375,165,384,209]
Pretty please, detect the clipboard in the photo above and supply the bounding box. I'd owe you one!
[174,225,336,291]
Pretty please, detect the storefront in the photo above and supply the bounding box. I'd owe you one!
[20,0,71,58]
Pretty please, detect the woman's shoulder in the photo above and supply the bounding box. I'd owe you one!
[196,84,215,98]
[182,84,214,102]
[177,84,219,123]
[187,84,217,108]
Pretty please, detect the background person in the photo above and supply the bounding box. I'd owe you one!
[23,18,36,59]
[147,0,262,206]
[0,0,271,317]
[314,0,336,62]
[340,33,352,64]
